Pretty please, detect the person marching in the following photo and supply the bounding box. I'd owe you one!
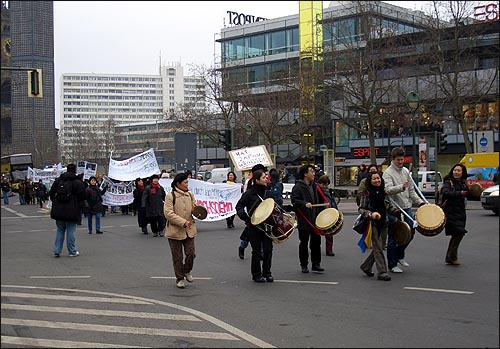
[225,171,238,229]
[133,177,149,234]
[440,163,469,266]
[164,172,198,289]
[142,174,166,237]
[291,164,325,274]
[85,176,106,234]
[236,168,274,283]
[316,175,337,257]
[358,171,392,281]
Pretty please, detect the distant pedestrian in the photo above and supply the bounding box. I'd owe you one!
[85,176,106,234]
[142,174,166,237]
[133,177,149,234]
[225,171,238,229]
[35,179,48,208]
[1,177,11,205]
[49,163,86,257]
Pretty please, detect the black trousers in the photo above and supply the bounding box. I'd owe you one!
[248,226,273,279]
[298,228,321,267]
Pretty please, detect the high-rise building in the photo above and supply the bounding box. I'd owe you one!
[2,1,58,167]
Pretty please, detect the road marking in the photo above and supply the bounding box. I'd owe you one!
[274,280,339,285]
[1,206,28,217]
[2,318,239,340]
[2,215,49,219]
[404,287,474,295]
[1,292,153,304]
[1,304,200,321]
[30,276,92,279]
[1,336,141,348]
[151,276,213,280]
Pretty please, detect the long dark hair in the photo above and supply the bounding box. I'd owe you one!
[444,163,468,181]
[251,169,267,188]
[366,171,385,192]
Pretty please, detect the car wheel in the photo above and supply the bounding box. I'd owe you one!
[493,209,499,216]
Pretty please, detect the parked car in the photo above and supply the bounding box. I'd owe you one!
[480,184,499,215]
[417,171,443,198]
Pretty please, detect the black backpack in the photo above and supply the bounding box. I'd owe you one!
[54,179,73,203]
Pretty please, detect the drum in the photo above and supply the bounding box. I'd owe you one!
[415,203,446,237]
[251,198,297,244]
[315,208,344,236]
[192,205,208,220]
[469,183,483,197]
[392,220,412,245]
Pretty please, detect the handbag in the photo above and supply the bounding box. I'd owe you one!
[353,214,368,235]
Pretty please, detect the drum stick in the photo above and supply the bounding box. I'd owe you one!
[310,203,330,207]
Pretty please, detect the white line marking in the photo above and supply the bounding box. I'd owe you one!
[1,292,152,304]
[274,280,339,285]
[1,336,142,348]
[1,304,200,321]
[2,215,49,219]
[1,206,28,217]
[150,276,213,280]
[404,287,474,295]
[1,318,239,340]
[30,276,92,279]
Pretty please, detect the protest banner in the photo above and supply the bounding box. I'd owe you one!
[101,179,135,206]
[108,148,160,181]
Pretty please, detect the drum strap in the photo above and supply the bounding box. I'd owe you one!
[316,187,331,208]
[296,208,325,236]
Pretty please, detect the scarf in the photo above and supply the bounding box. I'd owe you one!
[151,182,160,195]
[137,184,144,191]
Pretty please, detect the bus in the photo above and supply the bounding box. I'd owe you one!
[1,153,34,181]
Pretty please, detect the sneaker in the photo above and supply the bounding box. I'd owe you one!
[253,276,266,283]
[96,230,103,234]
[265,275,274,282]
[326,251,335,256]
[390,266,403,273]
[54,253,60,258]
[176,280,185,288]
[69,251,80,257]
[398,259,410,267]
[311,265,325,273]
[185,273,194,282]
[378,273,391,281]
[301,265,309,273]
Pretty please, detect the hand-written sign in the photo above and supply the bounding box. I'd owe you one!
[229,145,273,171]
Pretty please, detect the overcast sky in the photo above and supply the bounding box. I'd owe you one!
[53,1,424,125]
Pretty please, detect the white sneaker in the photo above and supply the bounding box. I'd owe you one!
[69,251,80,257]
[185,273,194,282]
[176,280,185,288]
[398,259,410,267]
[391,266,403,273]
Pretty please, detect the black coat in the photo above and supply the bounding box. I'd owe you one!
[85,185,104,215]
[291,180,321,230]
[49,172,86,222]
[141,184,166,217]
[235,184,270,224]
[442,178,469,236]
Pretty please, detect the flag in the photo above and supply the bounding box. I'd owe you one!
[357,220,373,253]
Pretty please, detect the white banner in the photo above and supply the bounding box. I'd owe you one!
[108,148,160,181]
[28,167,66,183]
[159,178,242,222]
[228,145,273,171]
[102,179,135,206]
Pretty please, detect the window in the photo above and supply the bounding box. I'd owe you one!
[268,30,286,55]
[248,34,265,58]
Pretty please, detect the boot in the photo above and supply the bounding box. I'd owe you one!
[141,226,148,234]
[238,246,245,260]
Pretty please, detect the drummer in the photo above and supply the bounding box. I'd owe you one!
[383,147,425,274]
[235,168,275,283]
[291,164,325,274]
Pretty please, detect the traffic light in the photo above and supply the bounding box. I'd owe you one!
[218,129,232,151]
[439,133,448,153]
[28,69,43,98]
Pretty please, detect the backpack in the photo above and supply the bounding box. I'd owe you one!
[54,179,73,203]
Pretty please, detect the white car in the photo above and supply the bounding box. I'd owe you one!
[480,184,499,215]
[417,171,443,197]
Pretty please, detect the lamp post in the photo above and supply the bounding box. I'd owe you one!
[405,91,420,182]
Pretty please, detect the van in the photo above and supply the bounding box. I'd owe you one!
[417,171,443,197]
[207,167,242,184]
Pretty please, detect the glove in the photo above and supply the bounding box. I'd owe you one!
[461,190,468,197]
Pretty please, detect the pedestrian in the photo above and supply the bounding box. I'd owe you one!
[358,171,392,281]
[268,168,284,208]
[383,147,425,274]
[85,176,106,234]
[225,171,238,229]
[356,164,368,186]
[18,179,26,205]
[1,177,11,205]
[291,164,325,274]
[49,163,86,257]
[35,179,48,208]
[314,164,325,182]
[164,172,198,289]
[441,163,469,265]
[236,168,275,283]
[133,177,149,234]
[142,174,166,237]
[316,175,337,256]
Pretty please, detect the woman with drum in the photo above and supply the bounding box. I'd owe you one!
[358,171,394,281]
[441,164,469,266]
[316,175,338,257]
[236,168,275,283]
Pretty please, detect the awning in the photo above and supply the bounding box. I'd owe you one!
[334,158,386,167]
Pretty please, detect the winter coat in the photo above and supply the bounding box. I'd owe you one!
[236,183,271,224]
[142,184,166,217]
[441,177,469,236]
[164,190,197,240]
[85,184,104,215]
[35,182,47,198]
[291,180,322,231]
[1,181,11,193]
[49,172,86,222]
[383,163,424,210]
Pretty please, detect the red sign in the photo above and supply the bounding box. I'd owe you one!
[353,147,379,157]
[474,3,499,22]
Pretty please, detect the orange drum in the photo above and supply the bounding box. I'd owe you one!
[315,208,344,236]
[415,203,446,237]
[251,198,297,244]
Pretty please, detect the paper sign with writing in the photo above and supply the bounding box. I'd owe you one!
[228,145,273,171]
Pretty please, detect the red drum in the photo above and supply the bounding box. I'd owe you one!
[251,198,297,244]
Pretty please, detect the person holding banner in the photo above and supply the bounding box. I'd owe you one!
[164,172,198,289]
[142,174,166,237]
[236,168,274,283]
[85,176,106,234]
[225,171,238,229]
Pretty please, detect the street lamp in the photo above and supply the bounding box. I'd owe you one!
[405,91,420,182]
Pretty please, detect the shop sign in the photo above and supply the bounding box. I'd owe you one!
[227,11,268,26]
[353,147,380,157]
[474,3,499,22]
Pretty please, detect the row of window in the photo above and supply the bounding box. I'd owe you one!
[62,89,160,94]
[62,95,161,101]
[63,101,161,107]
[64,76,160,82]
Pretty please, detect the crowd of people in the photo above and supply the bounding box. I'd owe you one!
[1,151,473,288]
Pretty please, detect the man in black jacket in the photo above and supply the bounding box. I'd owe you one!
[49,163,86,257]
[291,164,325,274]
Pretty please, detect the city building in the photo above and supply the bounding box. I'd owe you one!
[1,1,58,167]
[214,1,499,185]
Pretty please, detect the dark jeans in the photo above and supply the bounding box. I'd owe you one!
[387,208,415,269]
[298,228,321,267]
